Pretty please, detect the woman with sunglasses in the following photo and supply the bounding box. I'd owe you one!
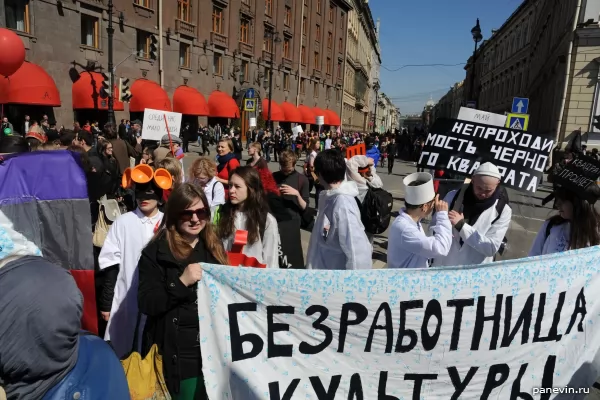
[138,183,228,399]
[217,166,280,268]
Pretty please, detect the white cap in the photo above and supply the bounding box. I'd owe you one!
[403,172,435,205]
[474,162,502,179]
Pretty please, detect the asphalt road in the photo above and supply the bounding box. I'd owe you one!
[182,143,552,268]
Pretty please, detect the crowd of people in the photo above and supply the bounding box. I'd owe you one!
[0,116,598,400]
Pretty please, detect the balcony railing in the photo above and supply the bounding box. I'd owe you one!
[282,57,292,69]
[312,68,322,79]
[262,50,273,63]
[211,32,228,48]
[176,19,196,37]
[239,42,253,55]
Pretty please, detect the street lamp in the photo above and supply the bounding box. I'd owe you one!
[469,18,483,105]
[264,30,281,132]
[107,0,115,126]
[372,81,380,134]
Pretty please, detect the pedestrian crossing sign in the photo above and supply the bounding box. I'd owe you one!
[505,113,529,131]
[244,98,256,112]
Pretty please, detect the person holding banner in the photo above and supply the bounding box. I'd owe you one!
[433,162,512,267]
[387,172,452,268]
[138,183,229,399]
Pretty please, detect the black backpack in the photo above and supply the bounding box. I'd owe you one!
[356,187,394,234]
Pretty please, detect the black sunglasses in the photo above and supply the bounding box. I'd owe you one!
[180,207,209,221]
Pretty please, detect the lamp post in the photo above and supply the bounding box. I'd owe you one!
[106,0,115,127]
[372,81,380,134]
[264,30,281,132]
[469,18,483,105]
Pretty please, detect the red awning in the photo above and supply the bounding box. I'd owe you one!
[129,79,171,112]
[297,105,316,124]
[280,102,302,123]
[261,99,285,122]
[173,85,209,116]
[324,109,341,126]
[0,62,61,106]
[72,71,124,111]
[208,91,240,118]
[312,107,330,125]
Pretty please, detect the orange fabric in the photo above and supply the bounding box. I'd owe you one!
[217,158,240,198]
[208,91,240,118]
[297,105,316,124]
[72,71,124,111]
[261,99,285,122]
[173,85,209,116]
[280,102,302,123]
[129,79,171,112]
[324,109,341,126]
[312,107,330,125]
[0,61,61,106]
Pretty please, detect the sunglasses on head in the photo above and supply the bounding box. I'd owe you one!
[180,207,209,221]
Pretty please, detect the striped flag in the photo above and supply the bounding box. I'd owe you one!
[0,150,97,333]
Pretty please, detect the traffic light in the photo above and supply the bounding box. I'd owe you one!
[119,78,132,102]
[149,35,158,60]
[100,72,110,99]
[593,115,600,131]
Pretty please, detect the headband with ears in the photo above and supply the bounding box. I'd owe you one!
[122,164,173,190]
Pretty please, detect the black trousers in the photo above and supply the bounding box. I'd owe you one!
[182,138,189,153]
[388,156,394,174]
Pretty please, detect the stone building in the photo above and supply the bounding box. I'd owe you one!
[340,0,378,132]
[0,0,351,131]
[432,80,464,121]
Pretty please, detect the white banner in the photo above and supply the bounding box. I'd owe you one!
[141,108,182,141]
[458,107,507,127]
[198,247,600,399]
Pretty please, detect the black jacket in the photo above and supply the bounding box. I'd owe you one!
[138,233,220,394]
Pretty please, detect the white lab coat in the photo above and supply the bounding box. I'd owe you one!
[222,211,280,268]
[306,180,373,270]
[98,208,163,358]
[202,177,226,215]
[387,209,452,269]
[346,155,383,203]
[528,220,570,256]
[432,190,512,267]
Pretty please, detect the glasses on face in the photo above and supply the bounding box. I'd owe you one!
[180,207,209,222]
[106,146,113,151]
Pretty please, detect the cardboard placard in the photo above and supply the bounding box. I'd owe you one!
[346,143,366,160]
[552,154,600,201]
[418,118,554,193]
[141,108,183,141]
[249,117,257,128]
[316,116,325,125]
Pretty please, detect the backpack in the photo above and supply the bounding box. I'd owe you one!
[356,187,394,234]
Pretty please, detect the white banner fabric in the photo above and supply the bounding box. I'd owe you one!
[198,247,600,399]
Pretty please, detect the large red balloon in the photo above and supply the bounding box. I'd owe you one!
[0,28,25,77]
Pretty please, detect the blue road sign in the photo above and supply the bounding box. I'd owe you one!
[505,113,529,131]
[246,88,255,99]
[511,97,529,114]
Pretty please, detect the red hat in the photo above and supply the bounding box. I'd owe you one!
[25,131,47,144]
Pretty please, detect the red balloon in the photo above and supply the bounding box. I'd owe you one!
[0,28,25,77]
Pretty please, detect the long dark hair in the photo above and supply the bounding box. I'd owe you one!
[549,187,600,250]
[217,166,268,244]
[154,183,228,264]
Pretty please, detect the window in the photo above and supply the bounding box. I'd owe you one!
[283,73,290,90]
[301,46,306,65]
[81,14,99,48]
[300,78,306,94]
[213,53,223,75]
[316,24,321,39]
[302,17,307,35]
[134,0,151,7]
[314,51,319,69]
[179,43,191,68]
[242,0,249,3]
[212,7,223,34]
[314,82,319,97]
[240,60,249,82]
[263,31,273,52]
[5,0,30,33]
[326,57,332,74]
[285,6,292,26]
[338,38,343,52]
[283,38,290,58]
[177,0,190,22]
[317,0,321,13]
[326,87,330,99]
[329,6,334,22]
[136,30,153,59]
[265,0,273,16]
[337,61,342,76]
[240,19,250,43]
[327,32,333,49]
[336,88,340,102]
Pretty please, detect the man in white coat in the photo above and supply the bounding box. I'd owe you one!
[387,172,452,269]
[432,162,512,267]
[98,167,171,358]
[306,149,373,270]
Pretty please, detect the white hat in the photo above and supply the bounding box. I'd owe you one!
[474,162,502,179]
[403,172,435,205]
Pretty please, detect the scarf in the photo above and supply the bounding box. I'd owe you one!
[217,153,236,173]
[0,256,82,399]
[462,184,502,226]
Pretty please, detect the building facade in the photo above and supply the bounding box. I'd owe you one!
[367,17,381,132]
[340,0,378,132]
[432,80,464,121]
[373,92,396,133]
[0,0,351,128]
